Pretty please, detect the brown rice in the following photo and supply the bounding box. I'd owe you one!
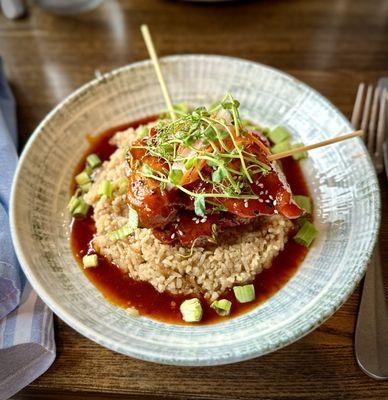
[84,125,292,302]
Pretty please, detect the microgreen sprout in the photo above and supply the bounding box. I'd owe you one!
[130,94,272,217]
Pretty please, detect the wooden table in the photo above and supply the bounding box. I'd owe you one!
[2,0,388,398]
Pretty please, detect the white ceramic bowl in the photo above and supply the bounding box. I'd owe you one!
[10,55,380,366]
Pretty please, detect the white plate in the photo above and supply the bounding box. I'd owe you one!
[10,55,380,366]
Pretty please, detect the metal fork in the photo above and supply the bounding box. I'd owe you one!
[352,83,388,379]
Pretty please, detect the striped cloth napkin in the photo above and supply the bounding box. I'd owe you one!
[0,60,56,400]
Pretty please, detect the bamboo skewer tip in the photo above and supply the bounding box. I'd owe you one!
[140,24,176,120]
[268,130,363,161]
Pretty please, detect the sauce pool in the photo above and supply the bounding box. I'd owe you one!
[71,118,310,325]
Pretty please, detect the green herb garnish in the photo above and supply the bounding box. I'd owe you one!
[131,93,273,217]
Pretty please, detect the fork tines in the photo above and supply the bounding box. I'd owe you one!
[352,83,387,173]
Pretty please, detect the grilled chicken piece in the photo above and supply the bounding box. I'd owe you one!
[126,130,303,247]
[127,144,181,228]
[153,212,251,247]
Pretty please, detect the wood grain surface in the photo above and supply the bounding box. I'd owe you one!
[1,0,388,398]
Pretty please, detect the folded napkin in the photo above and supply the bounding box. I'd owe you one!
[0,59,55,400]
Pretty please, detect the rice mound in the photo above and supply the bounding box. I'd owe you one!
[85,125,293,301]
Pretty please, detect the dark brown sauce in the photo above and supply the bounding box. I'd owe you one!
[70,117,310,325]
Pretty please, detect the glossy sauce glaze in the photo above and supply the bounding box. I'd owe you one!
[71,117,310,325]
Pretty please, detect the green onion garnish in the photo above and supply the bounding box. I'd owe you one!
[109,224,134,241]
[233,284,255,303]
[98,180,113,199]
[75,171,91,186]
[116,177,128,194]
[271,140,290,154]
[291,143,308,160]
[84,165,93,175]
[128,207,139,230]
[134,94,277,208]
[72,197,90,218]
[80,182,92,193]
[268,126,290,144]
[210,299,232,316]
[109,209,138,241]
[67,195,81,213]
[180,298,203,322]
[293,195,312,214]
[294,220,318,247]
[136,126,149,139]
[82,254,98,268]
[174,102,189,114]
[86,153,102,169]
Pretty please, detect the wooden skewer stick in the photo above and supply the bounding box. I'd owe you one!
[268,130,363,161]
[140,24,176,120]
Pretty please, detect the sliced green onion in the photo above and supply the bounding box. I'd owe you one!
[268,126,290,144]
[296,216,308,228]
[84,165,93,175]
[71,197,90,218]
[294,220,318,247]
[174,102,189,114]
[271,140,290,154]
[109,209,138,242]
[262,127,270,136]
[86,153,102,169]
[116,177,128,194]
[75,171,91,186]
[291,143,308,160]
[241,119,261,131]
[136,126,149,139]
[293,195,312,214]
[82,254,98,268]
[67,195,81,213]
[98,180,113,199]
[180,298,203,322]
[233,284,255,303]
[210,299,232,316]
[128,207,139,230]
[80,182,92,193]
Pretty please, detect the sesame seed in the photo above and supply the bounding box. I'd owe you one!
[170,233,175,239]
[259,199,264,203]
[273,200,277,206]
